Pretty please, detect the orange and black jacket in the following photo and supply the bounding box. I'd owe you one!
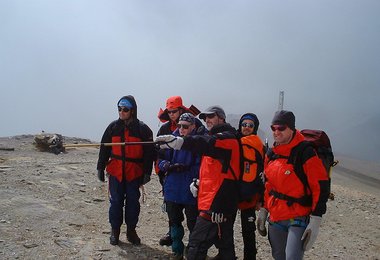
[181,123,240,215]
[238,134,265,210]
[97,96,154,184]
[264,130,329,221]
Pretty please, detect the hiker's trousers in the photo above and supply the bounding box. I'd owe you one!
[240,207,257,259]
[268,217,307,260]
[166,201,198,256]
[108,176,140,230]
[166,201,198,232]
[187,212,236,260]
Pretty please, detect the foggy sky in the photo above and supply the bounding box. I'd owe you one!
[1,1,379,161]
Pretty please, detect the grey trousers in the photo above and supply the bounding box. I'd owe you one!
[268,218,307,260]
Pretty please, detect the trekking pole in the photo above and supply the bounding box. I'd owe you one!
[63,141,158,148]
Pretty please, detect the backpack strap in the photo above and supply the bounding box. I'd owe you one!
[268,189,312,207]
[231,138,244,182]
[288,141,313,198]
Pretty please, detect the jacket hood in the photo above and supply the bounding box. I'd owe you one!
[238,113,259,135]
[117,95,137,119]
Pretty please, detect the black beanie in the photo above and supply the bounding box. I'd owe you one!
[271,110,295,130]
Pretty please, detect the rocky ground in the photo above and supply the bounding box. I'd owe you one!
[0,135,379,260]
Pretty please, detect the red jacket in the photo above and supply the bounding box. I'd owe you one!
[264,130,329,221]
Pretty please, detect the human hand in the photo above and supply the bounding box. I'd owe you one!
[141,174,151,185]
[155,135,184,150]
[301,215,322,251]
[97,169,105,182]
[189,178,199,198]
[257,208,268,236]
[158,160,170,172]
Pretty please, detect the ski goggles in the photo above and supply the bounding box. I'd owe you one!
[241,122,254,128]
[118,106,130,113]
[177,123,191,129]
[270,125,287,132]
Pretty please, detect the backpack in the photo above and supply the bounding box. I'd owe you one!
[267,129,337,206]
[34,132,65,154]
[237,135,265,202]
[300,129,337,176]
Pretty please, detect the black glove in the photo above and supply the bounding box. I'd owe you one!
[97,169,105,182]
[168,163,187,172]
[141,174,151,185]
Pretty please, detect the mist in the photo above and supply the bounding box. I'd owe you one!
[1,1,379,162]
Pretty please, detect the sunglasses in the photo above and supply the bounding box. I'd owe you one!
[167,109,179,114]
[205,113,216,119]
[270,125,287,132]
[241,122,254,128]
[118,106,130,113]
[177,123,191,129]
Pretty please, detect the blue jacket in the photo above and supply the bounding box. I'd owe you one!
[158,127,205,205]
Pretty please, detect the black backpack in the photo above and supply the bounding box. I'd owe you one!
[267,129,337,206]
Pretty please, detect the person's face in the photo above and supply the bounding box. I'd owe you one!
[240,119,255,136]
[271,124,293,145]
[118,106,132,120]
[204,113,223,130]
[167,108,181,122]
[177,120,195,136]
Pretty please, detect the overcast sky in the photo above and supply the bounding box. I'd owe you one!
[1,1,379,161]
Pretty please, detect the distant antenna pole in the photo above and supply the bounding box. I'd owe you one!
[278,91,284,110]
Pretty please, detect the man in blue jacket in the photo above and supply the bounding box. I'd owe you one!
[158,113,206,259]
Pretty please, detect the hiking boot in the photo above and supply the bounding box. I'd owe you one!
[127,229,141,245]
[159,232,173,246]
[211,253,222,260]
[170,253,184,260]
[110,228,120,245]
[209,253,237,260]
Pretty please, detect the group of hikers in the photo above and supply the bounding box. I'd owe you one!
[96,95,330,260]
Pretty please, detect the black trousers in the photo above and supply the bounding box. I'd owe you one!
[240,207,257,260]
[187,212,236,260]
[166,201,198,232]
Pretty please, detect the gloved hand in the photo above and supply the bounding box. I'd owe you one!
[189,178,199,198]
[158,160,170,172]
[168,163,186,172]
[257,208,268,236]
[155,135,184,150]
[141,174,151,185]
[301,215,322,251]
[97,169,105,182]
